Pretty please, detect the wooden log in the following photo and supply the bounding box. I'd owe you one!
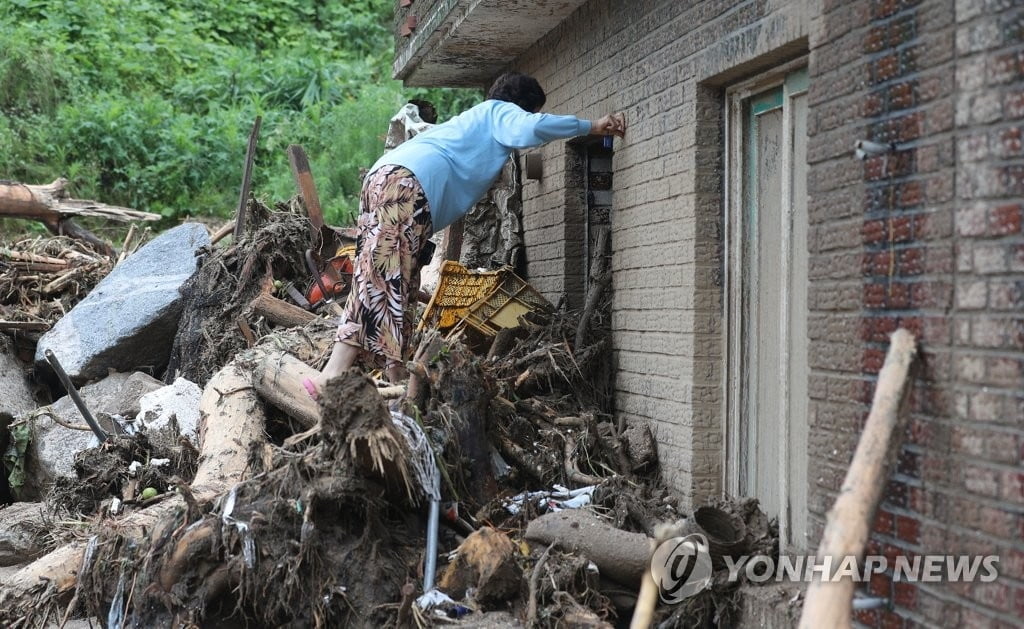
[250,292,317,327]
[248,350,320,429]
[0,179,157,223]
[798,329,917,629]
[525,509,651,588]
[0,362,266,614]
[0,179,159,256]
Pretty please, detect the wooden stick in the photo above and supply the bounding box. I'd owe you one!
[210,221,235,246]
[526,543,553,628]
[798,329,917,629]
[116,223,138,266]
[42,267,84,295]
[234,117,262,241]
[444,218,464,262]
[575,225,610,351]
[630,538,660,629]
[250,292,317,327]
[631,523,681,629]
[235,316,256,347]
[1,249,67,267]
[0,321,50,332]
[563,434,605,486]
[51,218,115,257]
[287,145,325,236]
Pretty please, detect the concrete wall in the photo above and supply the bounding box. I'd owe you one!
[514,0,810,507]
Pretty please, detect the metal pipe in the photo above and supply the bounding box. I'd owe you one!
[852,595,889,610]
[423,498,440,592]
[44,349,108,443]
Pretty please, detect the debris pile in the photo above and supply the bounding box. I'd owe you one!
[0,235,120,358]
[0,107,781,627]
[0,214,778,626]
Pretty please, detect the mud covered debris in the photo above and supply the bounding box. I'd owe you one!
[165,199,314,386]
[1,207,779,629]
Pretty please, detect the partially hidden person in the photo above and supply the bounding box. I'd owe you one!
[304,72,626,399]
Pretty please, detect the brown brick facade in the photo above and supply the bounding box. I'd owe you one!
[810,0,1023,626]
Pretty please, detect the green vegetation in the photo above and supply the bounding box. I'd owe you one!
[0,0,480,226]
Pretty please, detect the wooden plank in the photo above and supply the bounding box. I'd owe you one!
[798,330,917,629]
[287,144,324,235]
[233,116,262,241]
[0,321,50,332]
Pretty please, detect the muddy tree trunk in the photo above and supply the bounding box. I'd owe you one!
[432,348,497,508]
[0,362,266,617]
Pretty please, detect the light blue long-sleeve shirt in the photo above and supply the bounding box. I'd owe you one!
[370,99,592,231]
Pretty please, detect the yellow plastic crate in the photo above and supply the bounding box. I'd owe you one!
[463,272,552,337]
[418,261,503,332]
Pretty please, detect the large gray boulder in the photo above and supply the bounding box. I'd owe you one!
[0,502,48,566]
[34,223,209,382]
[18,371,164,499]
[0,336,36,423]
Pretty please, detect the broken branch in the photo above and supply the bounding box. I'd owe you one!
[798,329,917,629]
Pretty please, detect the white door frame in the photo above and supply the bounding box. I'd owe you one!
[722,57,809,551]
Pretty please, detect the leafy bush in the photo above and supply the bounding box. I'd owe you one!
[0,0,481,227]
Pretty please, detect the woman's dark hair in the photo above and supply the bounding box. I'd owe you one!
[486,72,546,112]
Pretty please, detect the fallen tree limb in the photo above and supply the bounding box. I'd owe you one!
[250,292,317,327]
[525,509,650,588]
[0,179,159,255]
[248,350,320,429]
[798,329,917,629]
[0,362,266,619]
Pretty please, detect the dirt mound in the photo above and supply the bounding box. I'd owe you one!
[165,200,312,386]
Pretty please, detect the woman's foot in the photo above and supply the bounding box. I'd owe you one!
[302,377,321,400]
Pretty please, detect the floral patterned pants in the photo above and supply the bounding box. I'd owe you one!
[335,165,432,369]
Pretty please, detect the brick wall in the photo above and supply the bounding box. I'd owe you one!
[514,0,809,505]
[393,0,1021,622]
[808,0,1023,626]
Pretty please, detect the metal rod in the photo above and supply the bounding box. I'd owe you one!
[44,349,108,443]
[423,498,440,592]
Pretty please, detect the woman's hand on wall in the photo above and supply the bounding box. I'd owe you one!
[591,113,627,137]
